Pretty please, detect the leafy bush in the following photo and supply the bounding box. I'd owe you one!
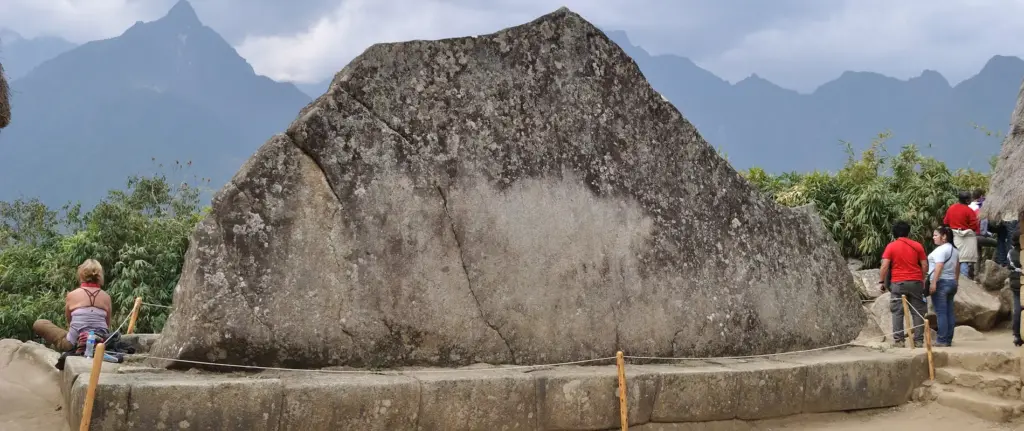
[0,161,207,340]
[741,132,990,267]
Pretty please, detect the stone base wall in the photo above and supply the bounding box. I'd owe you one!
[64,346,930,430]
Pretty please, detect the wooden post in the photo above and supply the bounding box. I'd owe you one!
[902,296,913,349]
[616,351,628,431]
[79,342,106,431]
[127,297,143,334]
[924,317,935,380]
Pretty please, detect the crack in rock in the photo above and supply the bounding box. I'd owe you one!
[435,185,517,363]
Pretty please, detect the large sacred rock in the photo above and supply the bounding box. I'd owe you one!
[982,78,1024,224]
[150,8,862,369]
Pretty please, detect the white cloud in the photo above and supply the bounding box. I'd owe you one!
[0,0,174,42]
[5,0,1024,93]
[234,0,667,84]
[698,0,1024,91]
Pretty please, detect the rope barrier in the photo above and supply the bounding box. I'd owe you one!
[141,302,173,309]
[623,319,928,362]
[113,314,132,335]
[124,295,933,374]
[128,354,619,374]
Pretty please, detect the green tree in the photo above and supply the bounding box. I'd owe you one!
[0,161,208,340]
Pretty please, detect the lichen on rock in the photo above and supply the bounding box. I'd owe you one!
[149,7,863,369]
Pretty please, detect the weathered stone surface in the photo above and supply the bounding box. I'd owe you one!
[65,347,936,430]
[852,269,883,300]
[718,360,806,420]
[415,370,537,431]
[855,305,885,343]
[67,372,131,430]
[979,260,1011,291]
[648,363,739,422]
[936,367,1022,399]
[535,366,657,429]
[954,325,986,341]
[150,7,862,369]
[790,352,918,413]
[980,77,1024,223]
[0,340,65,429]
[954,279,1003,330]
[61,355,124,408]
[125,376,283,430]
[999,285,1014,316]
[281,374,419,430]
[119,334,160,354]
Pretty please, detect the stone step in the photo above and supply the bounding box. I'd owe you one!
[119,333,160,354]
[941,350,1020,375]
[935,367,1023,400]
[933,384,1024,423]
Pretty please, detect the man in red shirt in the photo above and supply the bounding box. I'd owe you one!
[944,191,980,233]
[944,191,980,278]
[878,220,928,348]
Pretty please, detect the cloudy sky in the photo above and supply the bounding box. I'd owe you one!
[1,0,1023,92]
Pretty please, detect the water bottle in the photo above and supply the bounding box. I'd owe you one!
[85,330,96,358]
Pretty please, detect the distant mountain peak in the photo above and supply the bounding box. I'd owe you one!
[911,69,950,88]
[979,55,1024,76]
[603,30,634,49]
[163,0,201,27]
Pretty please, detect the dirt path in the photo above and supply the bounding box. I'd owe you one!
[752,403,1022,430]
[0,339,68,431]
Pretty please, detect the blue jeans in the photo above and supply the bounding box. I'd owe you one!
[932,279,958,345]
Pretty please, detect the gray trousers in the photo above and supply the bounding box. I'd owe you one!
[890,280,926,343]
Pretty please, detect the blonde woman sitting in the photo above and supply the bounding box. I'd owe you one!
[32,259,112,352]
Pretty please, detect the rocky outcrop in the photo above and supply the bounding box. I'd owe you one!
[870,279,1001,332]
[978,260,1011,291]
[952,279,1002,330]
[852,269,883,300]
[149,8,862,369]
[981,77,1024,223]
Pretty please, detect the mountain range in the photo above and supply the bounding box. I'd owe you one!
[0,1,310,205]
[0,29,76,81]
[1,0,1022,206]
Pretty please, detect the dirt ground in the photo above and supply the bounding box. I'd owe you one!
[750,403,1023,430]
[0,338,1021,431]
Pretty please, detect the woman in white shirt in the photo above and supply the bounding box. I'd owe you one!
[928,226,960,347]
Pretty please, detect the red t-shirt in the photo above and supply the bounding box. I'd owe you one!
[882,238,926,283]
[943,203,980,233]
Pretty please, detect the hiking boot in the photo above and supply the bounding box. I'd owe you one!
[893,341,906,348]
[934,342,951,347]
[914,341,924,348]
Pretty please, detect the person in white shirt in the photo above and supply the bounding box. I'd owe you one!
[928,226,960,347]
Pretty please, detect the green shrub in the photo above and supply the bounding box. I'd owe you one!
[741,132,990,267]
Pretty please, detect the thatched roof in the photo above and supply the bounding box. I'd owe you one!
[0,61,8,129]
[980,78,1024,223]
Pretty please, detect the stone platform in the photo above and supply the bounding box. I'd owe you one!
[63,338,938,430]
